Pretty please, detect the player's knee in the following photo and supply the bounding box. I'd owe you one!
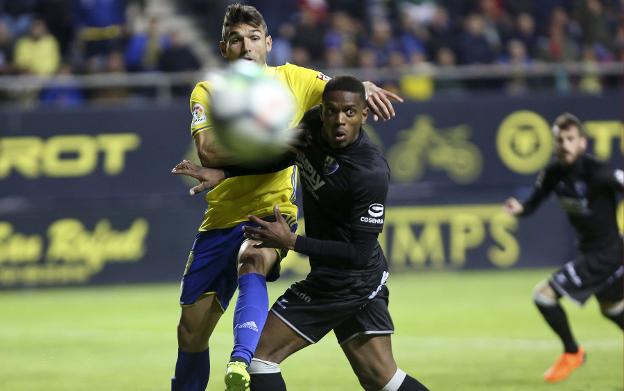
[353,364,392,391]
[599,299,624,317]
[238,250,265,275]
[533,281,558,306]
[177,322,208,351]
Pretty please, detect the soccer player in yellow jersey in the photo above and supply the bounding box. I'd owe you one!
[170,4,403,391]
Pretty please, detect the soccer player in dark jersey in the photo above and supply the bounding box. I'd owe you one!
[504,113,624,383]
[173,4,402,391]
[173,76,428,391]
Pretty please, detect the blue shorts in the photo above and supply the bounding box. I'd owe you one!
[179,219,296,310]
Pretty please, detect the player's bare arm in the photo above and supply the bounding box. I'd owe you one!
[172,159,226,195]
[194,131,240,168]
[362,81,404,122]
[244,205,296,250]
[504,197,524,215]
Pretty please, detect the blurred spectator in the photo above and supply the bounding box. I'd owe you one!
[267,22,294,66]
[37,0,74,57]
[578,45,602,94]
[434,46,463,94]
[0,20,14,74]
[574,0,613,60]
[13,19,60,76]
[158,31,200,73]
[0,0,37,37]
[457,14,495,64]
[503,39,532,95]
[39,63,85,106]
[89,51,130,104]
[74,0,125,59]
[511,13,538,58]
[125,16,169,72]
[426,5,455,59]
[538,24,579,63]
[290,7,325,67]
[364,17,401,67]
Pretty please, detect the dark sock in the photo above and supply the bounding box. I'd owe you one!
[535,301,578,353]
[171,348,210,391]
[398,374,429,391]
[231,273,269,365]
[250,372,287,391]
[604,311,624,330]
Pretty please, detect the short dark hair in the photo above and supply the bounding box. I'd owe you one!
[553,112,586,137]
[221,3,268,41]
[322,76,366,106]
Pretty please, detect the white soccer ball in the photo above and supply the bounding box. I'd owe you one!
[209,60,295,164]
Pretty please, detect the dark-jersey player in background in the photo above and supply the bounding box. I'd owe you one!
[173,76,428,391]
[505,113,624,383]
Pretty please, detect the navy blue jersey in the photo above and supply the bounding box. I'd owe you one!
[297,106,389,270]
[522,154,624,252]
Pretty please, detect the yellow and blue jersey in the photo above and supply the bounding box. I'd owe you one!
[189,63,329,231]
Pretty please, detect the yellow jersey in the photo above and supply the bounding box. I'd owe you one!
[189,63,329,231]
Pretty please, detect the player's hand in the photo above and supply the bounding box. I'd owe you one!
[504,197,524,216]
[286,124,310,153]
[363,81,404,122]
[243,205,297,250]
[171,159,225,195]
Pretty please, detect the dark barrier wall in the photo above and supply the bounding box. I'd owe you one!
[1,93,622,288]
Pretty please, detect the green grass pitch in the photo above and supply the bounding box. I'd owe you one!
[1,269,622,390]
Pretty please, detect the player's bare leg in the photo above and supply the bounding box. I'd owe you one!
[225,240,280,391]
[173,295,223,390]
[248,311,311,390]
[533,280,585,382]
[341,334,428,390]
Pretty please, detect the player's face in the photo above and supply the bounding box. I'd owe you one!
[220,24,272,65]
[320,91,368,149]
[554,126,586,165]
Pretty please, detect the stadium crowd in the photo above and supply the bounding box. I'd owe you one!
[0,0,622,104]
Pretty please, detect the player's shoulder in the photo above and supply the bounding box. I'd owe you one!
[581,154,607,170]
[190,80,211,102]
[349,134,389,179]
[275,63,329,82]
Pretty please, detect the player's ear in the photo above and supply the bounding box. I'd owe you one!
[361,106,369,124]
[319,104,325,121]
[265,34,272,53]
[579,135,587,150]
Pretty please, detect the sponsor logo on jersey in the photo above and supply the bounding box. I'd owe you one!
[368,203,384,217]
[360,216,384,224]
[236,321,259,332]
[296,152,325,197]
[323,156,339,175]
[192,103,207,126]
[317,72,331,81]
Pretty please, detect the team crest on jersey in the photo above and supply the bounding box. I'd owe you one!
[192,103,207,126]
[323,156,339,175]
[317,72,331,81]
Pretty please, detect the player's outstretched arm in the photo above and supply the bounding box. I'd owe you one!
[504,197,524,216]
[171,159,226,195]
[362,81,404,122]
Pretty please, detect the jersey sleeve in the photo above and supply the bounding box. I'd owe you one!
[350,168,389,232]
[593,162,624,192]
[521,165,558,216]
[283,64,330,111]
[189,82,212,138]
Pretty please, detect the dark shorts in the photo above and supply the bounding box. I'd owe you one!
[179,218,297,309]
[270,266,394,345]
[549,241,624,305]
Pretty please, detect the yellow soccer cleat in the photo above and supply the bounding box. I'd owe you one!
[224,361,250,391]
[543,346,586,383]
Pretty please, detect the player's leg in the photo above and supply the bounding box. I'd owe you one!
[335,286,428,390]
[225,240,278,390]
[173,295,223,391]
[172,229,242,391]
[248,311,311,391]
[533,279,580,354]
[341,335,428,391]
[596,268,624,329]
